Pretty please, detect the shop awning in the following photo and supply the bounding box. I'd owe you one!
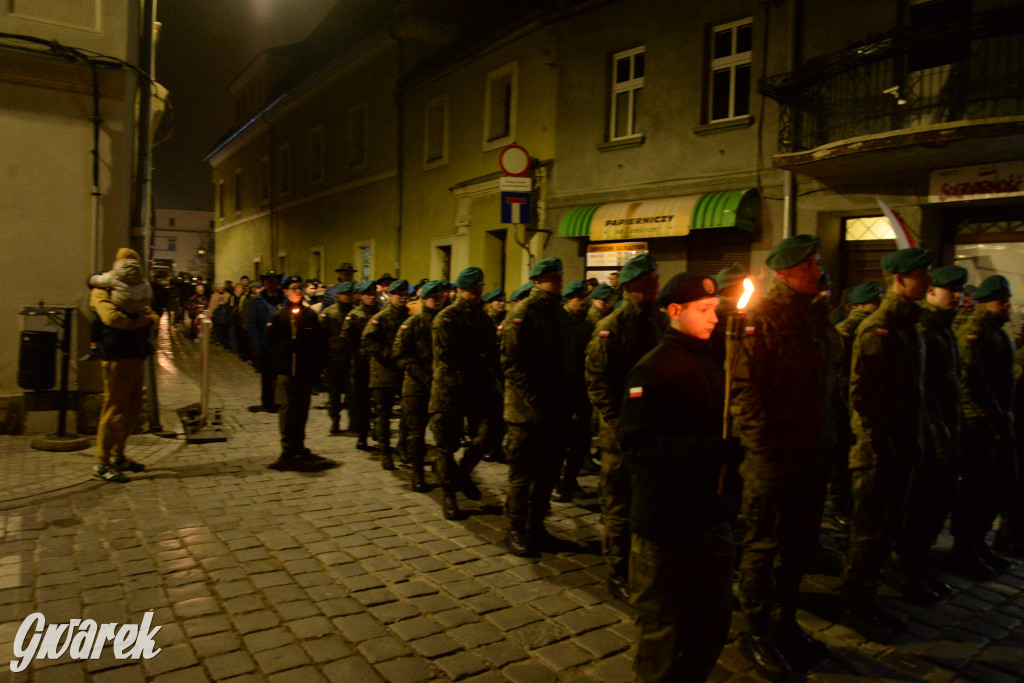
[557,189,758,240]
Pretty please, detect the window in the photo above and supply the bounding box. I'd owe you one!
[309,125,324,182]
[610,47,644,140]
[483,63,517,150]
[234,168,242,214]
[278,144,291,194]
[260,155,270,205]
[424,95,449,167]
[356,241,373,282]
[347,103,368,168]
[709,18,752,122]
[844,216,896,241]
[217,180,225,219]
[167,237,176,252]
[168,216,176,227]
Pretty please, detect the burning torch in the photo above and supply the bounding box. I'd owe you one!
[719,277,754,495]
[290,307,301,376]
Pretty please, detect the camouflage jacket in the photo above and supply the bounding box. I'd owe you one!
[362,303,409,388]
[393,305,439,397]
[501,286,577,425]
[585,295,667,450]
[566,305,594,408]
[487,307,506,328]
[918,301,962,456]
[321,300,354,363]
[848,290,924,469]
[586,304,608,328]
[429,296,502,414]
[835,307,872,409]
[959,308,1015,435]
[340,302,378,372]
[730,277,840,468]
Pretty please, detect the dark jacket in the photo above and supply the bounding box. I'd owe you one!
[959,308,1016,437]
[264,303,324,377]
[918,301,962,459]
[89,288,158,360]
[620,328,731,540]
[248,290,283,354]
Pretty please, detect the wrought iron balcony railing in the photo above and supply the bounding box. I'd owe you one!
[759,7,1024,153]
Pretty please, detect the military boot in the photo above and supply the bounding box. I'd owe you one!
[505,522,534,557]
[841,585,895,644]
[739,631,792,682]
[411,465,429,493]
[329,420,343,436]
[442,491,463,520]
[380,448,396,471]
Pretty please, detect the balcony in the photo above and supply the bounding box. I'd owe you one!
[759,6,1024,182]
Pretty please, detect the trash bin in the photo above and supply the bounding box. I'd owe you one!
[18,330,57,391]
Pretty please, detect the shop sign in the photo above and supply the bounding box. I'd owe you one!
[586,242,648,268]
[930,161,1024,203]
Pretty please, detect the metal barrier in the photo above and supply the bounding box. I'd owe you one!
[177,311,228,444]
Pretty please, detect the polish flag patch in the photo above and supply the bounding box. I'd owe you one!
[967,334,978,341]
[400,325,408,330]
[629,386,643,399]
[745,326,755,335]
[371,320,380,325]
[599,330,611,338]
[512,319,523,325]
[875,328,889,336]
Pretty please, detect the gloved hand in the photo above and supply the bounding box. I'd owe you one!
[716,437,745,467]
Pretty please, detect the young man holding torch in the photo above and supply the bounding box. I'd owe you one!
[619,272,743,682]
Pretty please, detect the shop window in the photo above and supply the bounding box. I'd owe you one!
[708,18,752,122]
[610,46,644,141]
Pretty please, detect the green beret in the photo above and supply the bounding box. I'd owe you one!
[619,253,657,286]
[657,273,718,306]
[419,280,447,298]
[482,287,504,303]
[354,281,376,294]
[848,281,883,305]
[929,265,968,290]
[563,279,588,299]
[714,263,748,290]
[591,284,614,302]
[880,248,934,274]
[974,274,1012,302]
[455,267,484,289]
[387,279,409,294]
[766,235,820,270]
[336,282,355,294]
[529,257,563,279]
[511,283,533,301]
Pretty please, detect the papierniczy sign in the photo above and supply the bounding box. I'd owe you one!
[929,161,1024,203]
[10,612,161,672]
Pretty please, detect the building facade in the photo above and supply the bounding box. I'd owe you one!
[152,209,215,280]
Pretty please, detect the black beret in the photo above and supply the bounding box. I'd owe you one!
[657,273,719,306]
[281,275,303,288]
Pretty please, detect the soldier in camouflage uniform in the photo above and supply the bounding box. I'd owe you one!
[996,342,1024,556]
[587,284,614,328]
[732,236,838,678]
[557,280,594,502]
[394,280,447,493]
[709,263,748,367]
[502,258,577,555]
[430,267,504,519]
[483,287,506,327]
[951,274,1016,578]
[891,266,967,605]
[340,281,379,450]
[362,279,410,471]
[321,281,355,435]
[953,283,977,332]
[831,281,884,524]
[585,254,664,599]
[842,248,933,645]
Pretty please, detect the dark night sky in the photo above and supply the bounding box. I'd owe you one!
[153,0,337,211]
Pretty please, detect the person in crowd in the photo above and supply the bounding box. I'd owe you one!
[997,340,1024,557]
[265,275,332,472]
[509,282,532,304]
[321,281,356,435]
[620,272,743,683]
[430,268,503,519]
[341,281,380,450]
[394,279,447,492]
[501,258,576,556]
[321,262,356,309]
[362,278,410,470]
[185,284,209,338]
[150,277,168,318]
[894,265,968,605]
[709,263,748,366]
[483,287,507,327]
[207,282,231,344]
[166,278,182,326]
[227,282,252,357]
[588,284,614,327]
[89,248,160,482]
[585,253,665,601]
[951,274,1017,578]
[732,235,838,677]
[843,247,933,644]
[557,279,593,502]
[248,272,284,413]
[405,278,430,317]
[953,283,977,331]
[375,273,396,308]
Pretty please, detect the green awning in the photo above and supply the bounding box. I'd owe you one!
[557,205,601,237]
[557,189,758,239]
[691,189,758,233]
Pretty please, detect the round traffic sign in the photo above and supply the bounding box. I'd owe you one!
[499,144,531,177]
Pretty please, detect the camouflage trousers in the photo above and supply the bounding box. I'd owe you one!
[842,462,911,602]
[952,421,1017,551]
[896,446,959,573]
[998,426,1024,547]
[401,393,429,471]
[348,362,371,440]
[325,360,349,426]
[431,402,500,492]
[371,386,400,452]
[561,401,591,489]
[599,449,631,582]
[275,374,312,455]
[630,526,734,683]
[739,460,828,630]
[505,424,564,529]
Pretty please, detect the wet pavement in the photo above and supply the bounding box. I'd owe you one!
[0,317,1022,681]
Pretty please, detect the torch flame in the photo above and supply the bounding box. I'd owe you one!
[737,277,754,310]
[291,308,300,314]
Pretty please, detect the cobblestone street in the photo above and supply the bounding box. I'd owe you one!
[1,318,1023,682]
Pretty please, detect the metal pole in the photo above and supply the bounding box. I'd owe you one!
[199,313,211,425]
[56,308,73,437]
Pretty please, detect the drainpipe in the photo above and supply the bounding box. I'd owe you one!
[781,0,800,238]
[89,63,103,272]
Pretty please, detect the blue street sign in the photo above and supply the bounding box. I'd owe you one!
[500,191,531,224]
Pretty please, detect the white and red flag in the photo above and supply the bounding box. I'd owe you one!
[875,197,917,250]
